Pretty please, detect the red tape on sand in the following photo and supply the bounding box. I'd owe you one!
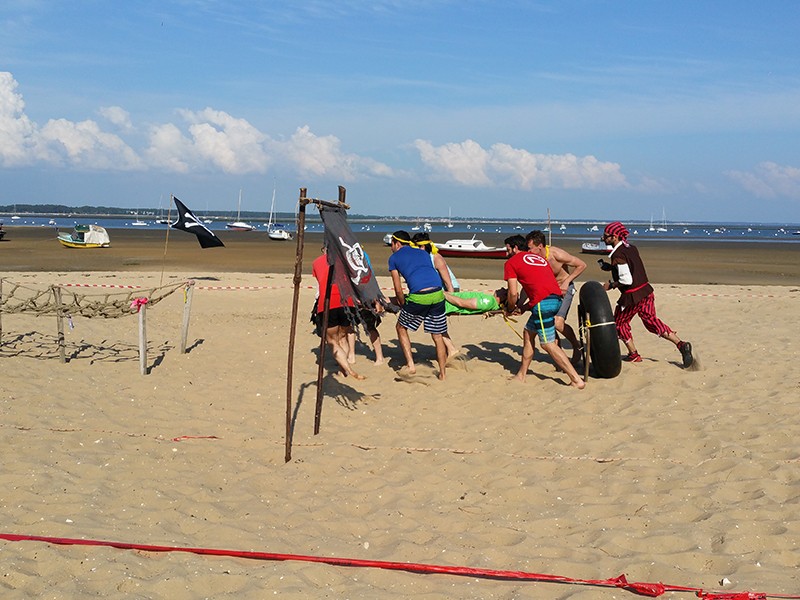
[2,533,792,598]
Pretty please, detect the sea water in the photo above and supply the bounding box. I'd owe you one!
[3,214,799,244]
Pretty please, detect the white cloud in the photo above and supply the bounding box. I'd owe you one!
[0,71,39,166]
[39,118,143,170]
[1,71,141,170]
[0,71,395,180]
[727,162,800,200]
[98,106,134,131]
[276,125,395,180]
[413,139,628,190]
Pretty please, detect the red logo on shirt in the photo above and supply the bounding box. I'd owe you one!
[522,253,548,267]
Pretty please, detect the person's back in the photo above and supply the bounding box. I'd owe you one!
[504,250,562,308]
[388,244,442,293]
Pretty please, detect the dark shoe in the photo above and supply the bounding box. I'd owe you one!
[679,341,693,368]
[623,351,642,363]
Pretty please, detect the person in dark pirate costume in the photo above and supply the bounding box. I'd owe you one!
[600,221,694,367]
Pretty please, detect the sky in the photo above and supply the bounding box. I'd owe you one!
[1,1,800,223]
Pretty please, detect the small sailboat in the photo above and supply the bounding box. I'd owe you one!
[226,189,256,231]
[656,208,668,232]
[267,183,291,241]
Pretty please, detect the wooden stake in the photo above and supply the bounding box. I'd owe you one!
[313,261,335,436]
[0,278,3,344]
[138,301,147,375]
[180,281,194,354]
[285,188,309,463]
[54,285,66,363]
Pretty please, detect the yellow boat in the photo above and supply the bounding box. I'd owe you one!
[57,224,111,248]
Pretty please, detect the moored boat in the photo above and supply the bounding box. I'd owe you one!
[580,242,613,255]
[57,224,110,248]
[435,237,506,259]
[226,189,256,231]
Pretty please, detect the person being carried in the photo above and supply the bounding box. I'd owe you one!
[312,245,365,380]
[388,230,450,380]
[503,235,585,389]
[599,221,694,367]
[526,230,587,364]
[444,288,508,315]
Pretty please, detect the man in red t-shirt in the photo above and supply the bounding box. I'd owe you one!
[312,247,364,380]
[502,235,584,389]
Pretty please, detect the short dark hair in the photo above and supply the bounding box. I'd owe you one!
[503,234,527,251]
[526,230,546,247]
[411,231,432,252]
[392,230,411,245]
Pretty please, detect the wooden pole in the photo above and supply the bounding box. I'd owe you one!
[313,261,335,436]
[285,188,309,463]
[0,278,3,344]
[138,301,148,375]
[180,281,195,354]
[54,285,66,363]
[547,208,552,246]
[314,186,346,436]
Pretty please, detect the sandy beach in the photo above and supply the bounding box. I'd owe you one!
[1,227,800,598]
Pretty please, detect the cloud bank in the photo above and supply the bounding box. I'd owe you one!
[414,139,629,190]
[2,71,645,193]
[727,162,800,200]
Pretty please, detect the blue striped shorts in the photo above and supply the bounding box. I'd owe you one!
[398,297,448,335]
[524,295,562,344]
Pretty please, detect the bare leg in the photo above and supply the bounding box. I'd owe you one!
[443,332,459,357]
[555,317,583,362]
[346,330,356,364]
[431,333,447,380]
[327,326,364,379]
[368,327,384,365]
[662,331,681,346]
[396,322,416,374]
[513,329,535,382]
[541,341,585,389]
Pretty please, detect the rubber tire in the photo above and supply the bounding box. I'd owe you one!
[578,281,622,378]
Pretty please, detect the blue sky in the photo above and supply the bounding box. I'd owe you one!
[2,1,799,223]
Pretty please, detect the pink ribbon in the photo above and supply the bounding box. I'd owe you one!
[130,297,149,313]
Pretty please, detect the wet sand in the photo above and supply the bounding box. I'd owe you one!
[2,226,799,285]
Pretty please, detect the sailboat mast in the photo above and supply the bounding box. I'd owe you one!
[237,189,242,220]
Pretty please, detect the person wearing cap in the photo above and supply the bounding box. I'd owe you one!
[503,234,585,389]
[388,230,450,380]
[599,221,694,367]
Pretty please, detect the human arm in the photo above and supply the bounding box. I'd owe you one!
[433,254,454,292]
[506,277,520,313]
[390,270,405,306]
[552,247,586,291]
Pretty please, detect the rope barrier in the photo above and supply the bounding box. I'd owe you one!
[0,532,791,598]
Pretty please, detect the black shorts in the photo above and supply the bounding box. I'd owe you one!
[319,306,352,329]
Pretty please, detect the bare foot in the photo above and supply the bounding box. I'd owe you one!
[373,357,385,366]
[348,369,366,380]
[438,371,446,381]
[570,378,585,390]
[399,365,417,376]
[510,373,526,383]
